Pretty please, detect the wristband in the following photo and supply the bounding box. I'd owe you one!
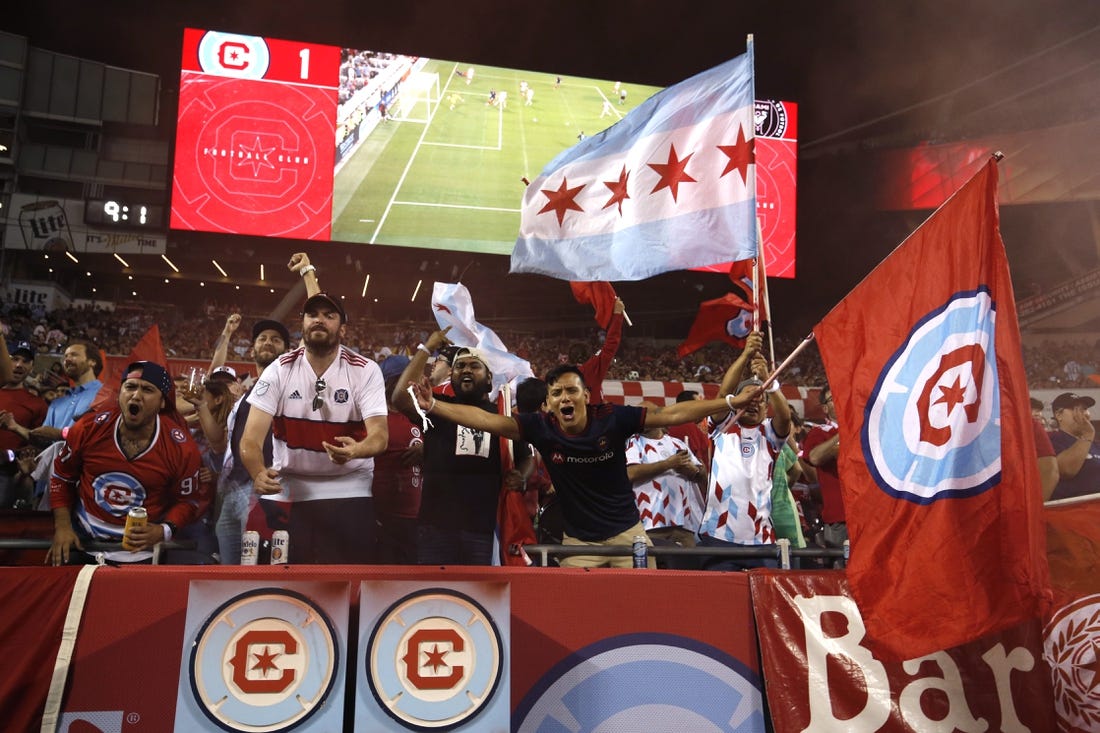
[299,264,316,277]
[417,343,431,356]
[161,522,175,542]
[426,397,437,414]
[766,380,781,393]
[725,394,736,411]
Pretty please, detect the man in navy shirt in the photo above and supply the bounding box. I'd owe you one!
[1049,392,1100,500]
[408,363,757,567]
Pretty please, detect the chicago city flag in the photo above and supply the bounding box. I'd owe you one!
[814,159,1050,659]
[511,44,757,281]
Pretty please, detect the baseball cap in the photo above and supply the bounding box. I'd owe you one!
[208,365,238,382]
[252,319,291,345]
[303,293,347,323]
[380,355,411,386]
[10,341,34,360]
[1052,392,1096,412]
[452,346,489,369]
[123,361,172,402]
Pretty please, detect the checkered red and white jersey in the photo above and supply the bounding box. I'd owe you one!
[697,414,785,545]
[625,432,705,532]
[600,380,824,423]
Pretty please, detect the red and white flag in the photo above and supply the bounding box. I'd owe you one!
[814,159,1050,659]
[677,292,755,358]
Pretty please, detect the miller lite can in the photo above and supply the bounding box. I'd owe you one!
[270,530,289,565]
[632,535,648,569]
[240,530,260,565]
[122,506,147,551]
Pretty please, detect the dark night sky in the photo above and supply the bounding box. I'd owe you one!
[5,0,1100,337]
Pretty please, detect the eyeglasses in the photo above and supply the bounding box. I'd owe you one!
[313,377,326,411]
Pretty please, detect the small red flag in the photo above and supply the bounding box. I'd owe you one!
[676,292,755,358]
[90,324,169,413]
[569,281,618,330]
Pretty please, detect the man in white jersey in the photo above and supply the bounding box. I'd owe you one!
[626,402,707,569]
[697,333,791,570]
[240,292,388,563]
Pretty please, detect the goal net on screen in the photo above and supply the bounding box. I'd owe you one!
[393,72,440,123]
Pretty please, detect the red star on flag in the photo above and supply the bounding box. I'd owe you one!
[717,124,755,184]
[538,177,586,226]
[648,144,696,202]
[934,376,968,414]
[601,166,631,215]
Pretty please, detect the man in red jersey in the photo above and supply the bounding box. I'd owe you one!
[47,361,210,565]
[0,341,47,507]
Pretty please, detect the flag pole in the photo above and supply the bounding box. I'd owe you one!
[756,218,776,370]
[728,333,815,423]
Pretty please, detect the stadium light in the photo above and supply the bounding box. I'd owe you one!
[161,254,179,273]
[65,251,80,264]
[361,274,370,297]
[114,253,131,268]
[260,264,265,281]
[411,279,422,302]
[212,259,228,277]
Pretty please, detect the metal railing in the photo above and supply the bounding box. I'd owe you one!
[521,539,849,569]
[0,538,197,565]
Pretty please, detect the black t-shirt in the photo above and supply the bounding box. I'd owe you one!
[419,394,503,534]
[515,403,645,541]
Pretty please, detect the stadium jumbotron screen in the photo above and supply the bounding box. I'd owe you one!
[170,28,796,275]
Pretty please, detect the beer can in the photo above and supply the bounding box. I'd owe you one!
[122,506,148,551]
[632,534,648,569]
[270,530,289,565]
[240,530,260,565]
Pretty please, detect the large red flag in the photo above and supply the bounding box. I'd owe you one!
[569,281,618,330]
[677,292,754,358]
[90,324,169,413]
[813,159,1050,659]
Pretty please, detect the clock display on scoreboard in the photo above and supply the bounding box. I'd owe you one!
[85,199,166,229]
[169,27,797,276]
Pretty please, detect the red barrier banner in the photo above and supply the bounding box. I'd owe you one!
[0,566,765,731]
[750,570,1055,733]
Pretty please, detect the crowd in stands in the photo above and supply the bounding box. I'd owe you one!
[1,298,1093,391]
[0,299,830,390]
[338,49,403,105]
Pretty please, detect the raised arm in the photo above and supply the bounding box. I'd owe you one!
[717,331,764,397]
[392,328,451,420]
[0,327,14,385]
[208,313,241,373]
[289,252,321,298]
[409,378,522,441]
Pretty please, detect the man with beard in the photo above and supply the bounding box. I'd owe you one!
[241,292,388,564]
[46,361,210,566]
[17,340,103,446]
[697,335,792,571]
[0,341,48,507]
[406,360,758,568]
[393,333,530,565]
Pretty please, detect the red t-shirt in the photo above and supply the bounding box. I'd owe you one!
[802,422,845,524]
[0,387,47,452]
[372,410,423,519]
